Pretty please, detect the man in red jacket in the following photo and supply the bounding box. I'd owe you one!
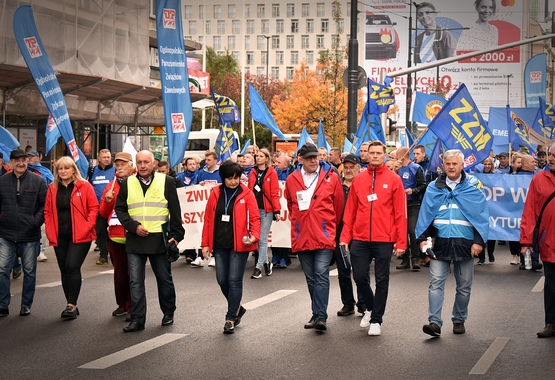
[285,144,344,333]
[520,144,555,338]
[340,141,407,336]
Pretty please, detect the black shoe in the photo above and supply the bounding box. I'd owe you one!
[263,262,273,276]
[531,262,543,271]
[223,321,235,334]
[412,260,420,270]
[314,318,327,332]
[123,321,145,332]
[251,268,262,279]
[453,322,466,334]
[0,308,8,317]
[337,306,355,316]
[477,261,485,266]
[235,306,247,327]
[61,305,79,319]
[112,307,127,317]
[125,313,132,322]
[537,324,555,338]
[20,307,31,316]
[488,255,495,263]
[423,323,441,337]
[396,261,410,270]
[357,305,366,315]
[161,314,174,326]
[304,317,316,329]
[12,268,22,279]
[519,263,526,270]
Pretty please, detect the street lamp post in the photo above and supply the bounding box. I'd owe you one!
[505,74,513,105]
[405,2,415,134]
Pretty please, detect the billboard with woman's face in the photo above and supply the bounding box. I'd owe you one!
[364,0,523,124]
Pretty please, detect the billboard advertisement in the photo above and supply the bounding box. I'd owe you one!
[364,0,524,124]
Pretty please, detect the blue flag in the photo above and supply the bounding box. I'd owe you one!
[356,101,386,148]
[156,0,193,167]
[0,126,20,163]
[368,78,395,114]
[343,136,353,154]
[248,84,287,141]
[297,128,315,152]
[212,90,241,124]
[45,114,61,155]
[317,119,331,152]
[13,5,89,177]
[399,128,415,148]
[214,123,239,163]
[427,138,445,175]
[412,128,438,158]
[538,97,555,139]
[241,139,251,154]
[412,91,446,125]
[426,84,492,169]
[507,105,535,153]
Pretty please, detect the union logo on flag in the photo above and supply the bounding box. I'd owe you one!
[47,114,57,131]
[171,113,186,133]
[68,139,80,161]
[163,9,176,29]
[530,71,542,83]
[24,37,42,58]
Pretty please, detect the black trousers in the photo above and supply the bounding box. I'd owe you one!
[54,234,91,305]
[95,214,109,258]
[543,261,555,325]
[333,244,364,310]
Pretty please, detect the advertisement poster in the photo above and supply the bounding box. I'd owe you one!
[364,0,523,123]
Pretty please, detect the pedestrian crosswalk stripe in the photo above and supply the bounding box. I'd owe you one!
[36,281,62,288]
[79,333,187,369]
[531,276,544,293]
[242,290,297,310]
[469,337,510,375]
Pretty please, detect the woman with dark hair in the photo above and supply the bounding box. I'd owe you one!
[248,148,281,279]
[201,160,260,334]
[44,156,98,319]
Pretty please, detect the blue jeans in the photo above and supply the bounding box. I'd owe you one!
[0,238,39,309]
[428,259,474,327]
[256,210,274,269]
[127,252,176,325]
[297,249,333,321]
[213,248,249,321]
[350,241,393,324]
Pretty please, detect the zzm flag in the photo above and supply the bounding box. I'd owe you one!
[368,78,395,114]
[427,84,492,169]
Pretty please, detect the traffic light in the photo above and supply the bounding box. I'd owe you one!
[386,118,398,135]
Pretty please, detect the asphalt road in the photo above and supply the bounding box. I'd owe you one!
[1,243,554,380]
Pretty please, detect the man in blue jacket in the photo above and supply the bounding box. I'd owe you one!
[0,149,47,317]
[416,149,489,337]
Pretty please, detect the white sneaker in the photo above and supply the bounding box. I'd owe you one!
[368,323,381,336]
[37,252,48,262]
[510,255,520,265]
[191,257,204,267]
[208,257,216,267]
[360,310,371,328]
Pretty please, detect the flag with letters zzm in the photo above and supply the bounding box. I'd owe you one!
[368,78,395,114]
[156,0,193,167]
[427,84,492,170]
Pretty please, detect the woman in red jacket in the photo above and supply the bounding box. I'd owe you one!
[248,148,281,279]
[45,156,98,319]
[202,160,260,334]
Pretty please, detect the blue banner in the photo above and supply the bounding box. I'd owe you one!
[488,107,538,153]
[524,53,547,108]
[412,128,439,158]
[317,119,331,152]
[45,114,60,155]
[475,173,531,241]
[13,5,88,177]
[507,105,534,153]
[241,139,251,154]
[212,90,240,124]
[411,91,446,125]
[427,84,492,169]
[368,78,395,114]
[0,126,20,163]
[357,103,385,147]
[427,138,445,175]
[248,84,287,141]
[156,0,193,167]
[296,127,314,152]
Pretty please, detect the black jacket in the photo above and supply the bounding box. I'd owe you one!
[0,170,47,242]
[115,173,185,254]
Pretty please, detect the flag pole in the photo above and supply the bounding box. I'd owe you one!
[251,119,257,148]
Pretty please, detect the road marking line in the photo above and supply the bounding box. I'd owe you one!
[329,268,338,277]
[99,269,114,274]
[79,333,187,369]
[469,337,510,375]
[242,290,297,310]
[37,281,62,288]
[532,276,545,293]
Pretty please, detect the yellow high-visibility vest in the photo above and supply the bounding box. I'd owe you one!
[127,172,169,233]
